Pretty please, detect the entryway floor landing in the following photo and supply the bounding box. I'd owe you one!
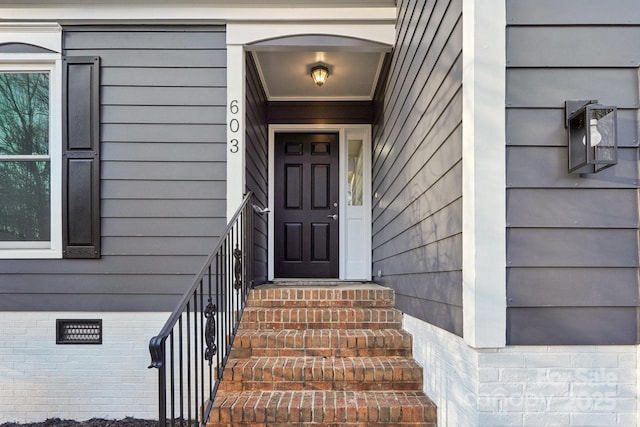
[267,279,376,287]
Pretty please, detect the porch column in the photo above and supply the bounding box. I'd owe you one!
[226,44,246,219]
[462,0,507,348]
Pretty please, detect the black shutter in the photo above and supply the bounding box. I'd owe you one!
[62,56,100,259]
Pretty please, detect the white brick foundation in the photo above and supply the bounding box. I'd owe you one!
[0,312,168,423]
[404,314,638,427]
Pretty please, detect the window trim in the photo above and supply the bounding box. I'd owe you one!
[0,28,62,259]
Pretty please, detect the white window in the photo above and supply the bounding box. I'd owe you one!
[0,24,62,258]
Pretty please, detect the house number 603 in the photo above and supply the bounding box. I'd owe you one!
[229,100,240,153]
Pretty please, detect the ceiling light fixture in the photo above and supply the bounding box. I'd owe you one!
[310,65,329,87]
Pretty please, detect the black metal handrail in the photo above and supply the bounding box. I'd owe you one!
[149,192,257,427]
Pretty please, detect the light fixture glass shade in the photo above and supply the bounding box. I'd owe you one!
[311,65,329,87]
[566,101,617,173]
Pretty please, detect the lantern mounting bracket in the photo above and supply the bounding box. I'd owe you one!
[565,100,598,127]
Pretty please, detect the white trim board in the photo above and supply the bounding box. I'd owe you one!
[0,6,396,23]
[461,0,507,348]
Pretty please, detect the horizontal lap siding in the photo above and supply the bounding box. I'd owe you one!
[372,0,463,335]
[0,26,227,311]
[506,1,640,344]
[245,53,269,285]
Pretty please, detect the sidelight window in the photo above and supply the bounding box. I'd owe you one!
[347,138,364,206]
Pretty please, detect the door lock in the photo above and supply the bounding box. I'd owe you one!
[327,214,338,220]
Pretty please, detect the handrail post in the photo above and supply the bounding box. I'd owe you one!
[148,337,167,427]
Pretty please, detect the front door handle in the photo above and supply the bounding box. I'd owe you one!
[327,214,338,220]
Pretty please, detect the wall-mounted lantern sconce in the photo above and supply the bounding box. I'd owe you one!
[310,65,330,87]
[565,100,617,174]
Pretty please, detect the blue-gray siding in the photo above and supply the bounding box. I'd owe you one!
[506,0,640,344]
[372,0,463,335]
[0,26,227,311]
[245,52,269,285]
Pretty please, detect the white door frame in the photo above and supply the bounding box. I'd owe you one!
[268,124,371,281]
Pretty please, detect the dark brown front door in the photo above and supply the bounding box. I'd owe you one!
[274,132,339,278]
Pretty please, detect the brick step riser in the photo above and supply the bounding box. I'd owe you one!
[229,347,414,358]
[209,391,436,425]
[218,358,423,392]
[247,299,394,308]
[247,288,395,309]
[239,308,403,331]
[240,321,402,330]
[218,381,423,392]
[210,423,435,427]
[229,330,413,359]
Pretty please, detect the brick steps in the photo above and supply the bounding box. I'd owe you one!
[208,283,436,426]
[247,285,395,308]
[209,390,436,426]
[240,307,403,330]
[218,356,423,391]
[229,328,413,359]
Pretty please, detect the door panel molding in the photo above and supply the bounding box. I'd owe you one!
[274,132,339,278]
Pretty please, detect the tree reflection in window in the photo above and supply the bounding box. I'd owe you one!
[0,72,50,241]
[348,139,363,206]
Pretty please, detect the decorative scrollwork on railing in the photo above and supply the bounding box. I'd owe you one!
[233,245,242,291]
[204,298,217,365]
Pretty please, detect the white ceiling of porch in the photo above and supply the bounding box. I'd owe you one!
[252,50,387,101]
[249,35,392,101]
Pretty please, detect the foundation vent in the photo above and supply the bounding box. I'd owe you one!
[56,319,102,344]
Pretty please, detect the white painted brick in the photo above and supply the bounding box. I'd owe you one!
[523,412,570,426]
[596,346,636,353]
[502,396,547,413]
[524,381,570,397]
[478,367,499,382]
[499,367,542,382]
[1,312,168,423]
[570,413,616,426]
[572,353,619,368]
[404,314,478,427]
[496,346,551,354]
[404,315,639,427]
[477,394,501,412]
[479,381,525,396]
[607,398,637,412]
[619,353,637,369]
[478,412,523,426]
[570,368,630,385]
[538,367,593,384]
[618,413,638,426]
[549,396,601,412]
[617,383,638,398]
[562,345,599,352]
[478,352,525,368]
[524,353,572,368]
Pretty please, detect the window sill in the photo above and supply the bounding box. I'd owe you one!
[0,247,62,259]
